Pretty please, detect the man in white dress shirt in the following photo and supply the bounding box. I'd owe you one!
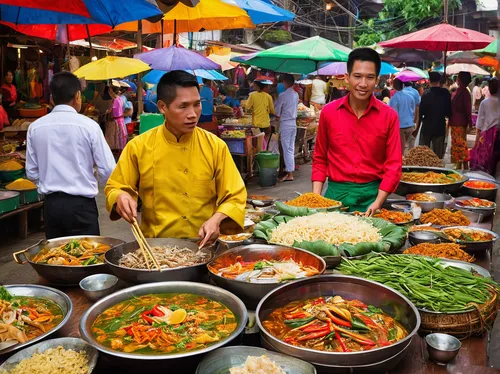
[26,72,116,239]
[275,74,299,182]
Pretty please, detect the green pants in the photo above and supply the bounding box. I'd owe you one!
[325,180,381,212]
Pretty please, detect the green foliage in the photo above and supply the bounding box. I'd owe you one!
[355,0,462,46]
[259,29,292,43]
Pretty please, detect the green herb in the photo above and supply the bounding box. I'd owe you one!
[123,336,133,342]
[283,316,315,329]
[351,317,369,331]
[11,302,19,308]
[0,286,12,301]
[174,337,192,349]
[388,328,397,340]
[169,304,180,311]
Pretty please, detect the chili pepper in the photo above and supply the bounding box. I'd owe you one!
[152,305,165,317]
[349,300,368,309]
[335,330,350,352]
[283,337,297,344]
[297,328,331,341]
[311,297,326,305]
[141,310,154,324]
[334,326,376,346]
[324,309,352,328]
[284,316,315,329]
[284,312,307,320]
[301,322,329,333]
[351,317,370,331]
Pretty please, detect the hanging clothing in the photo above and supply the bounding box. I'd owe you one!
[105,126,246,239]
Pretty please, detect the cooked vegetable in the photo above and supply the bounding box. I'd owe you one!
[32,240,111,266]
[91,293,237,354]
[401,171,463,184]
[403,146,443,167]
[284,193,341,209]
[443,228,495,242]
[119,246,209,270]
[218,234,252,242]
[373,209,412,224]
[407,193,437,202]
[456,198,494,208]
[262,295,408,352]
[338,254,499,312]
[420,209,470,226]
[464,181,496,190]
[403,243,474,262]
[230,355,285,374]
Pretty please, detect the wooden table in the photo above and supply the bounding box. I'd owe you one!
[0,200,43,239]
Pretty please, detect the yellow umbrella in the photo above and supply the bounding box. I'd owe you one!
[115,0,254,34]
[73,56,151,80]
[207,52,244,71]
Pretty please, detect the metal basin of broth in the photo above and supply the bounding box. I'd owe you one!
[256,275,420,366]
[208,245,326,309]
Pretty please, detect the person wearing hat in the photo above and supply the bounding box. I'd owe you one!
[246,79,275,142]
[414,71,451,158]
[105,71,246,246]
[312,48,401,215]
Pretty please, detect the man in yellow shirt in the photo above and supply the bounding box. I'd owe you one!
[246,80,275,141]
[105,71,246,245]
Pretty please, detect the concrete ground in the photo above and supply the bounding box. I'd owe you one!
[1,140,500,367]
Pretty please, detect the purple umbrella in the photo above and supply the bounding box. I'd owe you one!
[309,62,347,76]
[135,45,220,71]
[394,70,425,82]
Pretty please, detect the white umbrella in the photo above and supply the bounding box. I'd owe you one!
[446,63,490,75]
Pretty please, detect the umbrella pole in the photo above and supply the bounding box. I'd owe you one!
[137,20,144,116]
[173,19,177,46]
[86,24,94,59]
[66,25,71,63]
[161,19,164,48]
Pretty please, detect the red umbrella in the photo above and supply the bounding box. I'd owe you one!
[0,22,111,41]
[379,23,494,52]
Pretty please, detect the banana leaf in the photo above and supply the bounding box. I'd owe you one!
[293,240,341,257]
[339,242,386,257]
[274,201,341,217]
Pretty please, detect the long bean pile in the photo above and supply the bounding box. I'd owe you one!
[338,254,499,313]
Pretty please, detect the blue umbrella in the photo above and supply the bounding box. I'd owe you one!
[0,0,162,26]
[224,0,294,24]
[143,69,228,85]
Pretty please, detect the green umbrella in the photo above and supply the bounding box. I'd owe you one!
[404,66,429,78]
[474,39,498,56]
[233,36,350,74]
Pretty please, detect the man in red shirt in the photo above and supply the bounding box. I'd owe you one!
[312,48,402,214]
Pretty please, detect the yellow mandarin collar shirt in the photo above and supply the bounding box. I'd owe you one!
[105,124,247,238]
[245,91,275,128]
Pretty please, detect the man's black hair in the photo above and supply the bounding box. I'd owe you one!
[489,77,498,96]
[393,78,404,91]
[282,74,295,86]
[347,48,381,76]
[404,81,413,87]
[50,71,81,105]
[381,88,390,98]
[429,71,441,83]
[157,70,200,106]
[254,81,266,91]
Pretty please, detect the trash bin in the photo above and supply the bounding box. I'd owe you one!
[256,151,279,187]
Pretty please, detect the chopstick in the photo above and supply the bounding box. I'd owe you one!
[131,218,161,271]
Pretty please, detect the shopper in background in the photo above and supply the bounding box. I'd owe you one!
[106,83,127,158]
[1,70,17,121]
[449,71,472,170]
[470,78,499,174]
[472,77,483,111]
[415,72,452,158]
[275,74,299,182]
[26,72,115,239]
[389,78,416,155]
[246,80,275,146]
[199,79,214,123]
[310,75,327,108]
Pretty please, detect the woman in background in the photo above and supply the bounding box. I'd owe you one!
[1,71,17,121]
[105,84,127,158]
[449,71,472,170]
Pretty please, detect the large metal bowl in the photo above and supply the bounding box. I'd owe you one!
[398,166,467,195]
[13,236,125,286]
[105,238,216,284]
[0,338,98,373]
[460,179,499,201]
[207,244,326,309]
[0,285,73,355]
[196,346,317,374]
[256,275,420,367]
[440,226,498,253]
[454,196,497,218]
[406,192,453,212]
[79,281,247,361]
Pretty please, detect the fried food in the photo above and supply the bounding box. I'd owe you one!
[456,198,494,208]
[401,171,463,184]
[403,146,443,167]
[374,209,412,224]
[407,193,437,202]
[403,243,474,262]
[464,180,496,190]
[443,228,495,242]
[420,209,470,226]
[285,193,341,208]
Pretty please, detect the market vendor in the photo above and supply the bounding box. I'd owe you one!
[246,79,275,144]
[311,48,402,215]
[105,70,246,244]
[1,71,17,121]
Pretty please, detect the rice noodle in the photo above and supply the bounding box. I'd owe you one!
[119,246,210,270]
[270,212,381,246]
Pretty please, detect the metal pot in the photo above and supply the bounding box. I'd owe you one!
[79,281,247,361]
[0,285,73,355]
[208,244,326,309]
[440,226,498,253]
[460,179,499,201]
[406,192,453,212]
[13,236,126,286]
[256,275,420,367]
[454,196,497,217]
[104,238,215,284]
[398,166,467,195]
